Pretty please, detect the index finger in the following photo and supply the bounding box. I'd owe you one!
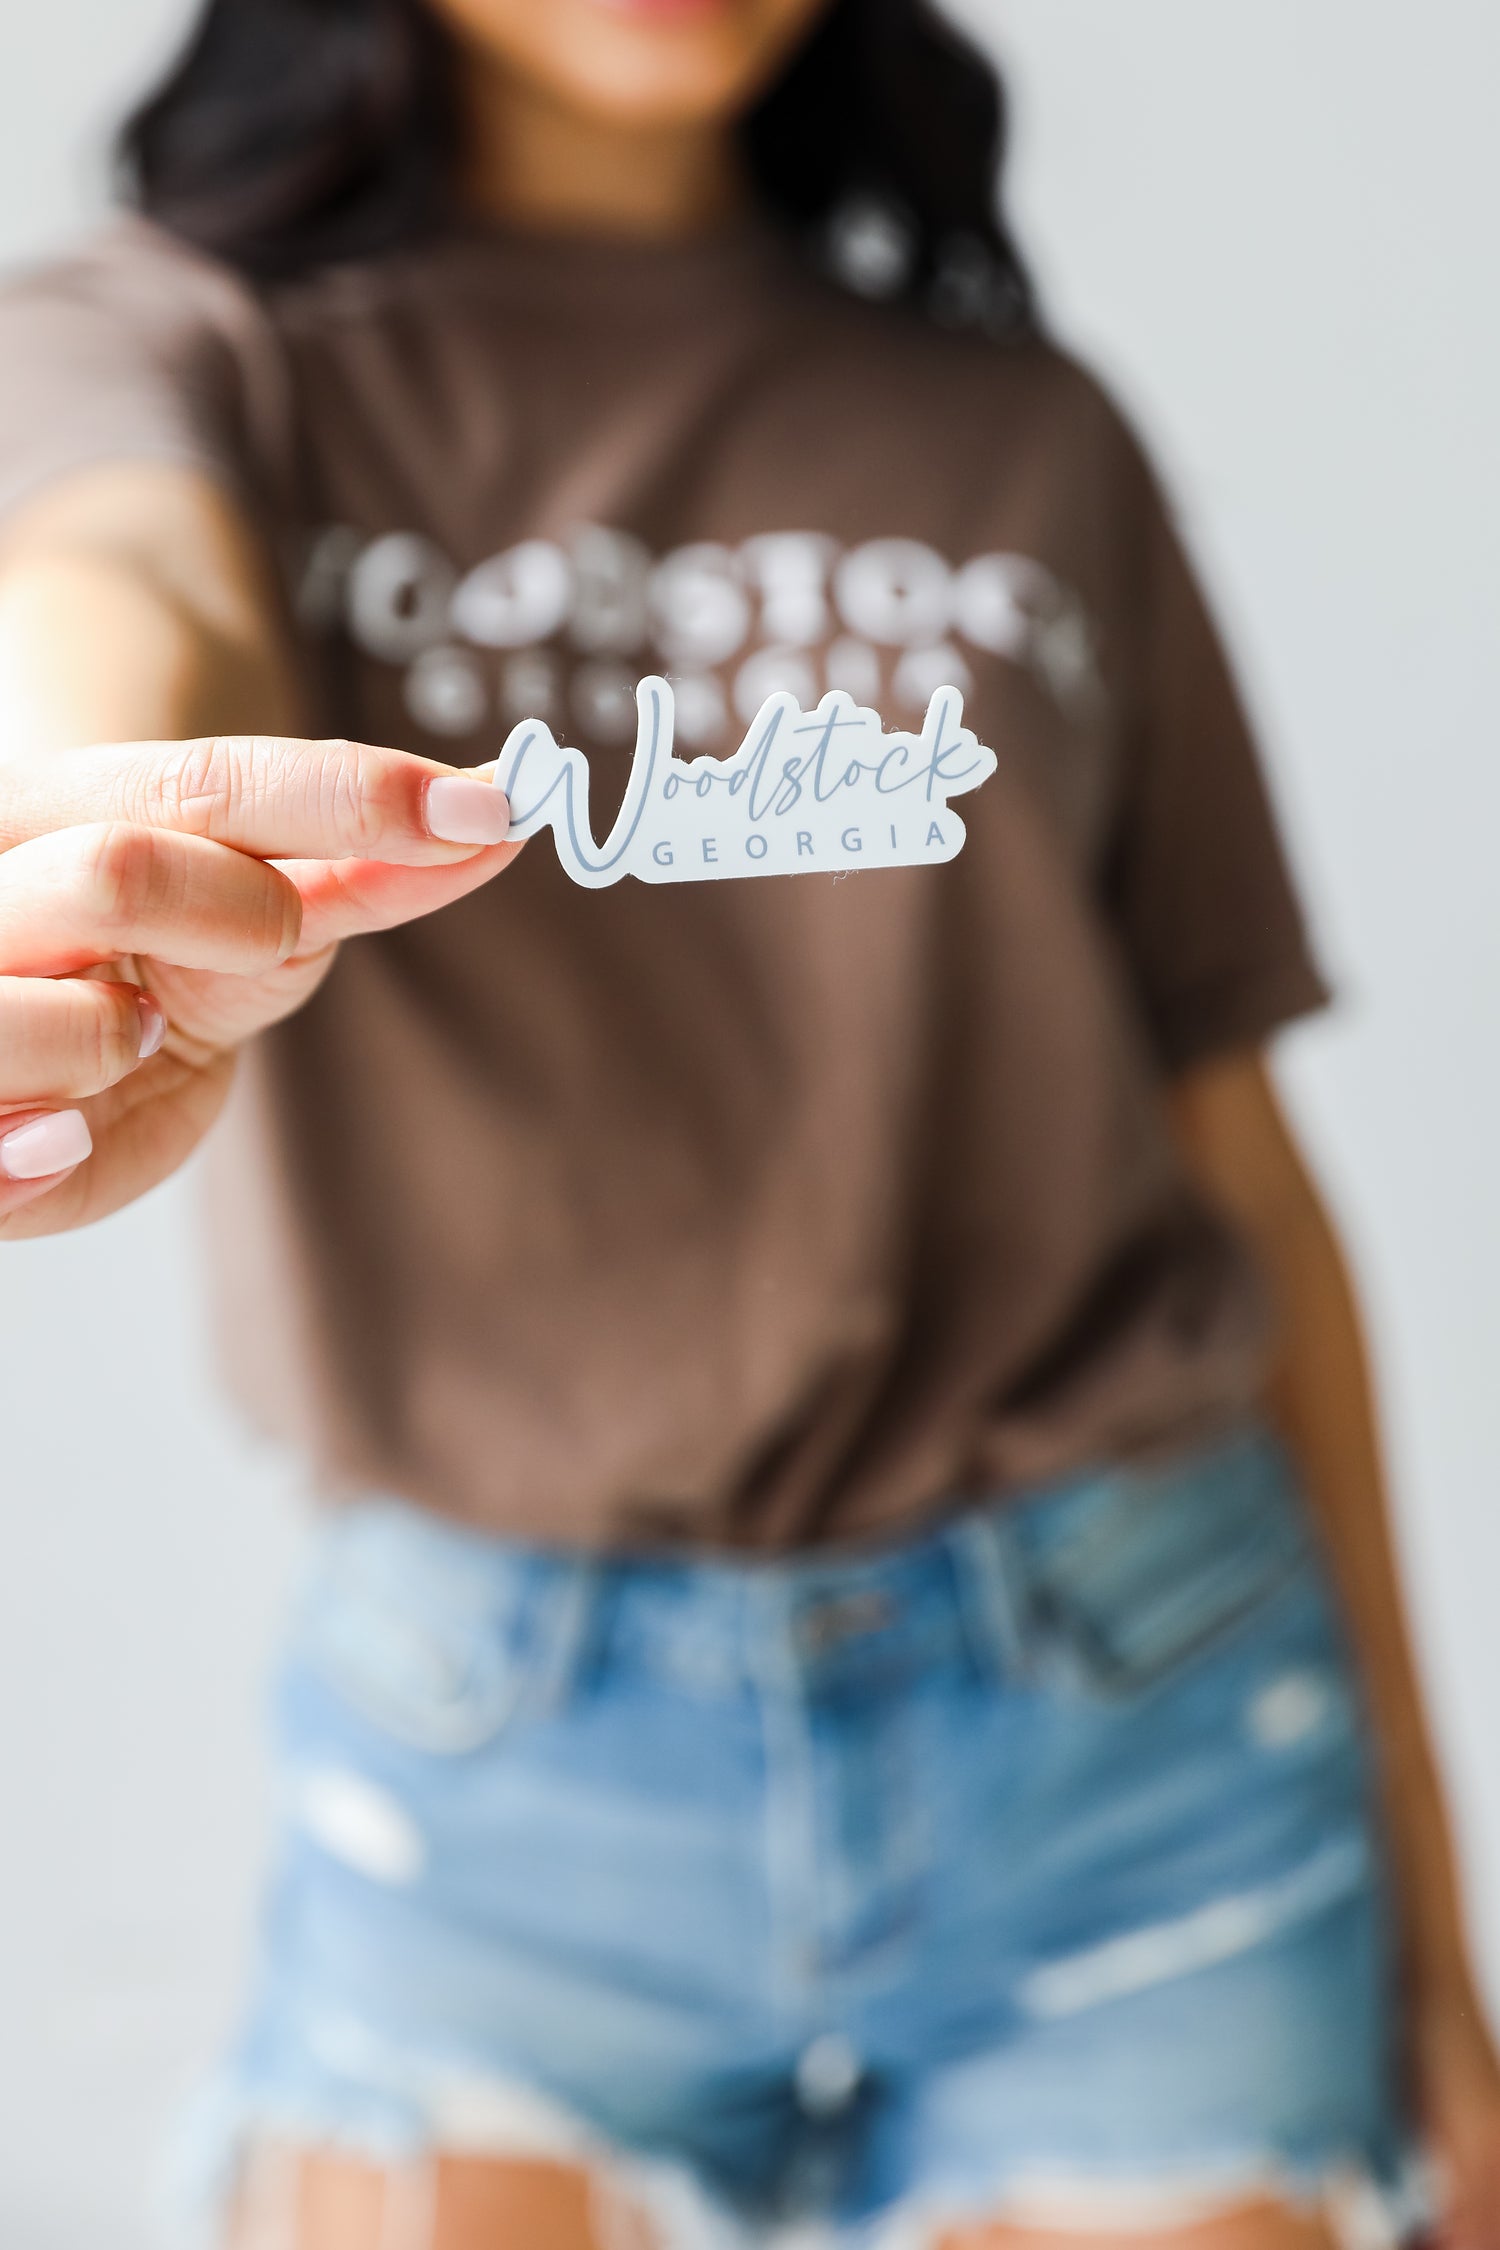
[0,736,511,865]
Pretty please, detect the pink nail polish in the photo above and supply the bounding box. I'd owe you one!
[136,993,167,1059]
[425,776,511,846]
[0,1109,93,1181]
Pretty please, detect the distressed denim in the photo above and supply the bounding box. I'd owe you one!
[188,1424,1420,2243]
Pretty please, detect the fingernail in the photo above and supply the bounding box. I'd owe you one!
[136,992,167,1059]
[0,1109,93,1181]
[425,776,511,845]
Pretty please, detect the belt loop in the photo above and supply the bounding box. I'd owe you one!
[529,1557,603,1715]
[946,1503,1036,1683]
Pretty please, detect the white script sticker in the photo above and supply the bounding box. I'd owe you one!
[496,676,996,888]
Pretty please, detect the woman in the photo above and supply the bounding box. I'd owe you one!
[0,1,1494,2244]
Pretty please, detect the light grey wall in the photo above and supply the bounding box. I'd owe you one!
[1,3,1497,2242]
[973,0,1500,2009]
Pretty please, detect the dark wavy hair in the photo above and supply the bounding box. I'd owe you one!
[118,0,1034,332]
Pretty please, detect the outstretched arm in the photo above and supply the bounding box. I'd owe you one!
[0,460,302,752]
[0,461,518,1235]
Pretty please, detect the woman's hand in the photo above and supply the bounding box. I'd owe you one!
[0,729,519,1236]
[1415,1981,1500,2248]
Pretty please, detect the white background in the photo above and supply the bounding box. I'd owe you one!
[2,2,1498,2241]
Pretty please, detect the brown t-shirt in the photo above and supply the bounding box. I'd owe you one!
[0,216,1330,1551]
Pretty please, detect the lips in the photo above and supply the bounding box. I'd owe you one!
[590,0,732,22]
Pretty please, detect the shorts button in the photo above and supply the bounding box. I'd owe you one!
[795,2032,863,2116]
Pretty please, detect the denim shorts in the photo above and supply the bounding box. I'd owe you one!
[187,1424,1424,2245]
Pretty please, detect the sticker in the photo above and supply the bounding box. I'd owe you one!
[494,674,996,888]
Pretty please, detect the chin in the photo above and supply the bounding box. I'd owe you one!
[440,0,813,129]
[556,50,762,131]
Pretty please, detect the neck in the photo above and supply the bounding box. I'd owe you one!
[457,66,746,241]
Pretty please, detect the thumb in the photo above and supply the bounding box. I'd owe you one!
[280,835,524,951]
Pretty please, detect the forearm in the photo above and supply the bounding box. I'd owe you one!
[1170,1050,1485,2020]
[0,463,299,756]
[1256,1179,1477,2002]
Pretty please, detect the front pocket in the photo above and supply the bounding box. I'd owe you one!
[1021,1428,1315,1699]
[290,1511,529,1755]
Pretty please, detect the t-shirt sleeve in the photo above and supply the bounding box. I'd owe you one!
[0,221,265,525]
[1100,427,1332,1075]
